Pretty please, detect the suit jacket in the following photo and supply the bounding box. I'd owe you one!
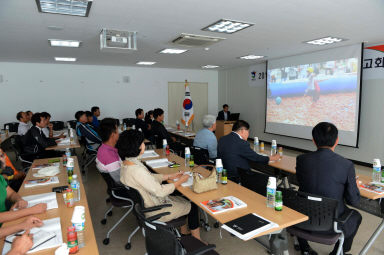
[22,126,57,155]
[134,118,149,135]
[217,132,269,178]
[217,110,231,121]
[296,148,360,217]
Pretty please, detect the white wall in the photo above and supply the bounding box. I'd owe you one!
[218,65,384,164]
[0,62,218,126]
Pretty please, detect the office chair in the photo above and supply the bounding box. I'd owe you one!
[282,188,353,255]
[122,118,136,127]
[50,121,64,131]
[237,167,270,196]
[3,122,18,133]
[190,146,214,165]
[67,120,77,129]
[79,136,98,174]
[135,203,219,255]
[10,135,34,168]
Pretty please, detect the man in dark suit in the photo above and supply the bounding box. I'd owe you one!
[217,120,280,182]
[22,113,59,159]
[217,104,231,121]
[134,108,149,137]
[296,122,362,255]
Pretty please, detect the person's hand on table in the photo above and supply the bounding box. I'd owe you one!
[178,174,190,183]
[9,230,33,255]
[269,154,281,162]
[22,216,43,229]
[29,203,47,214]
[11,199,28,210]
[168,172,184,180]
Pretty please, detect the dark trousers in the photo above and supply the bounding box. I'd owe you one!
[298,209,362,253]
[188,203,199,230]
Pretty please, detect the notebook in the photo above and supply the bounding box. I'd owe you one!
[145,158,171,169]
[222,213,278,240]
[141,150,160,159]
[24,177,60,188]
[2,217,63,254]
[22,192,58,210]
[200,196,247,214]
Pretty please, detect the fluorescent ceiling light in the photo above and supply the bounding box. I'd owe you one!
[239,55,265,60]
[49,39,81,47]
[202,19,253,34]
[159,49,188,54]
[54,57,77,62]
[136,61,156,65]
[304,36,346,45]
[36,0,93,17]
[202,65,219,69]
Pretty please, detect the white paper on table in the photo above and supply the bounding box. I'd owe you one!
[145,158,171,169]
[22,192,58,210]
[141,150,160,159]
[57,138,71,145]
[33,166,60,178]
[2,217,63,254]
[24,177,60,188]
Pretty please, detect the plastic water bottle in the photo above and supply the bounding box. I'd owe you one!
[185,147,191,167]
[71,175,80,202]
[373,159,381,183]
[123,123,127,131]
[69,128,74,143]
[65,148,71,158]
[5,125,9,136]
[271,140,277,155]
[176,120,180,130]
[162,139,167,156]
[71,206,85,248]
[254,137,259,153]
[216,159,223,183]
[266,177,277,208]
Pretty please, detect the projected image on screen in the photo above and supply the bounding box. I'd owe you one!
[267,58,358,131]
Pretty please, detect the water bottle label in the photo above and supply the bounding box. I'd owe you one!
[267,187,276,195]
[374,167,381,173]
[216,167,223,173]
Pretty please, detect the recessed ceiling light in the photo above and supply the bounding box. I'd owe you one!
[49,39,81,48]
[54,57,77,62]
[159,49,188,54]
[202,65,219,69]
[304,36,346,45]
[136,62,156,65]
[202,19,253,34]
[239,55,265,60]
[35,0,93,17]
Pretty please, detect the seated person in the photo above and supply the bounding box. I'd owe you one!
[7,230,33,255]
[0,149,26,192]
[85,111,93,125]
[22,113,59,159]
[0,174,47,238]
[25,111,33,127]
[217,120,280,183]
[40,112,65,140]
[117,130,203,241]
[144,110,154,137]
[16,112,31,136]
[96,118,121,183]
[217,104,230,121]
[296,122,362,255]
[193,115,217,159]
[91,106,100,128]
[75,111,101,152]
[151,108,176,147]
[134,108,148,135]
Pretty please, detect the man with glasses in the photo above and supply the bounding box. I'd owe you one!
[217,120,280,183]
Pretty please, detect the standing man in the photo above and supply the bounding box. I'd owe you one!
[217,104,231,121]
[296,122,361,255]
[91,106,101,128]
[16,112,31,136]
[217,120,280,183]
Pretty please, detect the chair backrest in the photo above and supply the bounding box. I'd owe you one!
[51,121,64,131]
[122,118,136,127]
[190,146,210,165]
[237,168,269,196]
[4,122,18,133]
[282,188,338,232]
[134,204,183,255]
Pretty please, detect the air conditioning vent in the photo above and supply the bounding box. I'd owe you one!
[172,33,225,47]
[100,29,137,53]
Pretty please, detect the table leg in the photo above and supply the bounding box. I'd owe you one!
[359,217,384,255]
[254,229,289,255]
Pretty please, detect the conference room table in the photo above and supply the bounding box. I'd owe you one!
[46,133,81,151]
[142,149,308,253]
[0,156,99,255]
[255,153,384,255]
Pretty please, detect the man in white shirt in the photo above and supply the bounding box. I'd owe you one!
[16,112,31,136]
